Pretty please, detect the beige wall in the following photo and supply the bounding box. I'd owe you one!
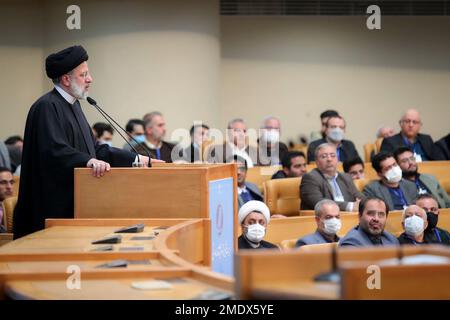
[0,0,45,140]
[1,3,449,156]
[221,16,450,155]
[1,0,221,147]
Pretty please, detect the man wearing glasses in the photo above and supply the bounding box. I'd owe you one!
[300,143,364,211]
[380,109,444,161]
[415,194,450,245]
[395,146,450,208]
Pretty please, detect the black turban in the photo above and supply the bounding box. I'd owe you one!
[45,45,89,79]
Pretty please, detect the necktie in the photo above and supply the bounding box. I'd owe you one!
[71,100,96,158]
[240,190,252,204]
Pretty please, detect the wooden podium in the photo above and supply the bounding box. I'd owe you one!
[74,163,237,219]
[74,163,238,277]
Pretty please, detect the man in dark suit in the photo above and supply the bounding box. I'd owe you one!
[179,124,209,163]
[339,197,399,247]
[363,152,418,211]
[257,116,289,166]
[300,143,364,211]
[435,133,450,160]
[380,109,444,161]
[135,111,174,162]
[233,155,263,208]
[296,199,341,247]
[271,151,307,180]
[307,115,360,163]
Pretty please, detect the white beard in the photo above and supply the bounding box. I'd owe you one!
[69,79,88,100]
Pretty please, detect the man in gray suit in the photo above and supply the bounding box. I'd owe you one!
[364,152,418,211]
[300,143,364,211]
[339,197,399,247]
[394,146,450,208]
[296,199,341,247]
[0,142,11,170]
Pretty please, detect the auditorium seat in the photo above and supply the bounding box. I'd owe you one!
[298,242,338,251]
[354,178,375,192]
[363,143,376,162]
[246,166,281,192]
[2,196,17,233]
[264,177,301,216]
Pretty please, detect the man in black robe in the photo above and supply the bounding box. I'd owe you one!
[13,45,151,239]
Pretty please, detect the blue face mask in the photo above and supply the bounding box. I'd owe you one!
[133,135,146,144]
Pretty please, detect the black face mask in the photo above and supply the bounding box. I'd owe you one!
[426,212,438,230]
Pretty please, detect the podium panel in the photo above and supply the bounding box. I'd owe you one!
[74,163,237,220]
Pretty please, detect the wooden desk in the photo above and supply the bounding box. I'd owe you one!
[0,219,233,300]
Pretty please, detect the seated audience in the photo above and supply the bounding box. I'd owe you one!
[233,155,263,208]
[435,133,450,160]
[238,200,278,250]
[307,115,360,163]
[363,152,417,210]
[339,197,399,247]
[343,157,365,180]
[296,199,341,247]
[380,109,444,161]
[300,143,363,211]
[272,151,307,179]
[310,109,340,142]
[92,122,114,146]
[123,119,145,151]
[4,135,23,173]
[136,111,174,162]
[0,167,15,232]
[415,194,450,245]
[206,118,257,167]
[257,116,288,166]
[394,146,450,208]
[376,126,395,139]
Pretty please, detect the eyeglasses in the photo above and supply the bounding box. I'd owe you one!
[318,153,336,160]
[399,156,416,164]
[401,120,421,125]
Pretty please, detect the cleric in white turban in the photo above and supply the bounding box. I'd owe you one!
[238,200,279,250]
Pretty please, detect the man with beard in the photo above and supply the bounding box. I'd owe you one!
[14,45,151,239]
[339,197,399,247]
[137,111,174,162]
[394,146,450,208]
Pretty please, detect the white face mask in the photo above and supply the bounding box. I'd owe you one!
[100,140,112,147]
[327,127,345,142]
[385,165,402,183]
[323,217,341,235]
[246,223,266,243]
[261,130,280,144]
[404,214,425,237]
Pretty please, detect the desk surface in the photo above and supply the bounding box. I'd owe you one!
[252,281,339,300]
[0,220,234,300]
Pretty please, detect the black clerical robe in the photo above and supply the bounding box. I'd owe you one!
[13,89,136,239]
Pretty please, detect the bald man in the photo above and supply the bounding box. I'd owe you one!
[380,109,444,161]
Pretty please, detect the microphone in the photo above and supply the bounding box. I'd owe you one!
[86,96,152,167]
